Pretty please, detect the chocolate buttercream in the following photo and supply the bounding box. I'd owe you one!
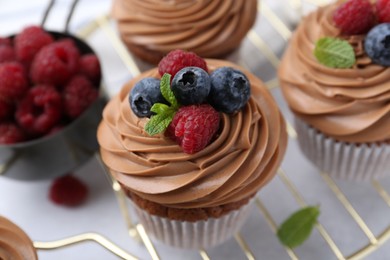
[98,59,287,209]
[278,3,390,143]
[111,0,257,63]
[0,216,37,260]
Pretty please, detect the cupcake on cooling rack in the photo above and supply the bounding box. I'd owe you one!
[98,49,287,249]
[110,0,257,64]
[278,0,390,180]
[0,216,37,260]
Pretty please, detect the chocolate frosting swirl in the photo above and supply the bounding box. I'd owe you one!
[278,3,390,143]
[0,216,37,260]
[98,59,287,209]
[111,0,257,60]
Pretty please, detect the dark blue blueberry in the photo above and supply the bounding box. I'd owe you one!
[129,77,165,118]
[209,67,250,114]
[364,23,390,67]
[171,67,210,105]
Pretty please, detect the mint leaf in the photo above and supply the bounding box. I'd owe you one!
[145,110,175,136]
[160,73,179,108]
[144,74,179,136]
[277,206,320,248]
[314,37,355,68]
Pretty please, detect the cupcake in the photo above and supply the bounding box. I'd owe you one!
[0,216,38,260]
[98,50,287,249]
[111,0,257,64]
[278,0,390,180]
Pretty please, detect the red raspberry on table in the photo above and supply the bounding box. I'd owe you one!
[63,75,98,119]
[158,49,208,78]
[49,174,88,207]
[14,26,54,66]
[333,0,375,35]
[0,98,14,120]
[0,122,26,144]
[0,45,15,63]
[166,104,220,154]
[16,85,62,135]
[79,54,101,85]
[0,62,29,100]
[30,38,80,86]
[377,0,390,23]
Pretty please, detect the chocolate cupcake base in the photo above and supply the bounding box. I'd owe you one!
[295,117,390,181]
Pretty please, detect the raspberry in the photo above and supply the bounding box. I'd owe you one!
[30,39,80,86]
[0,45,15,63]
[14,26,54,66]
[0,122,26,144]
[49,174,88,207]
[166,104,220,154]
[377,0,390,23]
[79,54,101,85]
[63,75,98,118]
[333,0,375,35]
[16,85,62,135]
[158,49,208,79]
[0,37,12,46]
[0,98,14,120]
[0,62,29,100]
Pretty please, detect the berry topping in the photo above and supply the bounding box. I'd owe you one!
[166,104,220,154]
[158,49,208,78]
[49,174,88,207]
[30,39,80,86]
[14,26,54,65]
[0,122,26,144]
[78,54,101,85]
[129,77,165,117]
[377,0,390,23]
[0,98,14,120]
[171,67,210,105]
[333,0,375,35]
[63,75,98,118]
[209,67,251,114]
[16,85,62,135]
[364,23,390,66]
[0,45,15,63]
[0,62,29,100]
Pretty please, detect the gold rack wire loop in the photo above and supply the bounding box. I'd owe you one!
[34,233,138,260]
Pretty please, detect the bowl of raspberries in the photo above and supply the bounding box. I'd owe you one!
[0,26,106,180]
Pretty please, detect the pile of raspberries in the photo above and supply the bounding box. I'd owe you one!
[0,26,101,144]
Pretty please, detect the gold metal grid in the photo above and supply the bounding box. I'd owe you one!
[55,0,389,259]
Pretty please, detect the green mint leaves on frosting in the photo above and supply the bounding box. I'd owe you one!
[145,73,179,136]
[277,205,320,248]
[314,37,356,69]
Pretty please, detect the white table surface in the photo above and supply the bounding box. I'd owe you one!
[1,1,390,259]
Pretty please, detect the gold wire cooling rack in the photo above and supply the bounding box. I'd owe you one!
[33,0,390,259]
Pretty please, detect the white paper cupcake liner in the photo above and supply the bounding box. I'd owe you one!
[130,199,254,249]
[295,118,390,181]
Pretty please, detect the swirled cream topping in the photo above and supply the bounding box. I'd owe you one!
[278,3,390,143]
[0,216,37,260]
[98,59,287,209]
[111,0,257,59]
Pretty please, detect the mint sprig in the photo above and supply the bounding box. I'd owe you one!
[145,73,179,136]
[277,205,320,248]
[314,37,355,69]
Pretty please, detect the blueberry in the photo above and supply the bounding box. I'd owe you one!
[364,23,390,67]
[129,77,165,117]
[171,67,210,105]
[209,67,250,114]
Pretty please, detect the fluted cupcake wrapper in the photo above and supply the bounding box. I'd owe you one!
[130,199,254,249]
[295,118,390,181]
